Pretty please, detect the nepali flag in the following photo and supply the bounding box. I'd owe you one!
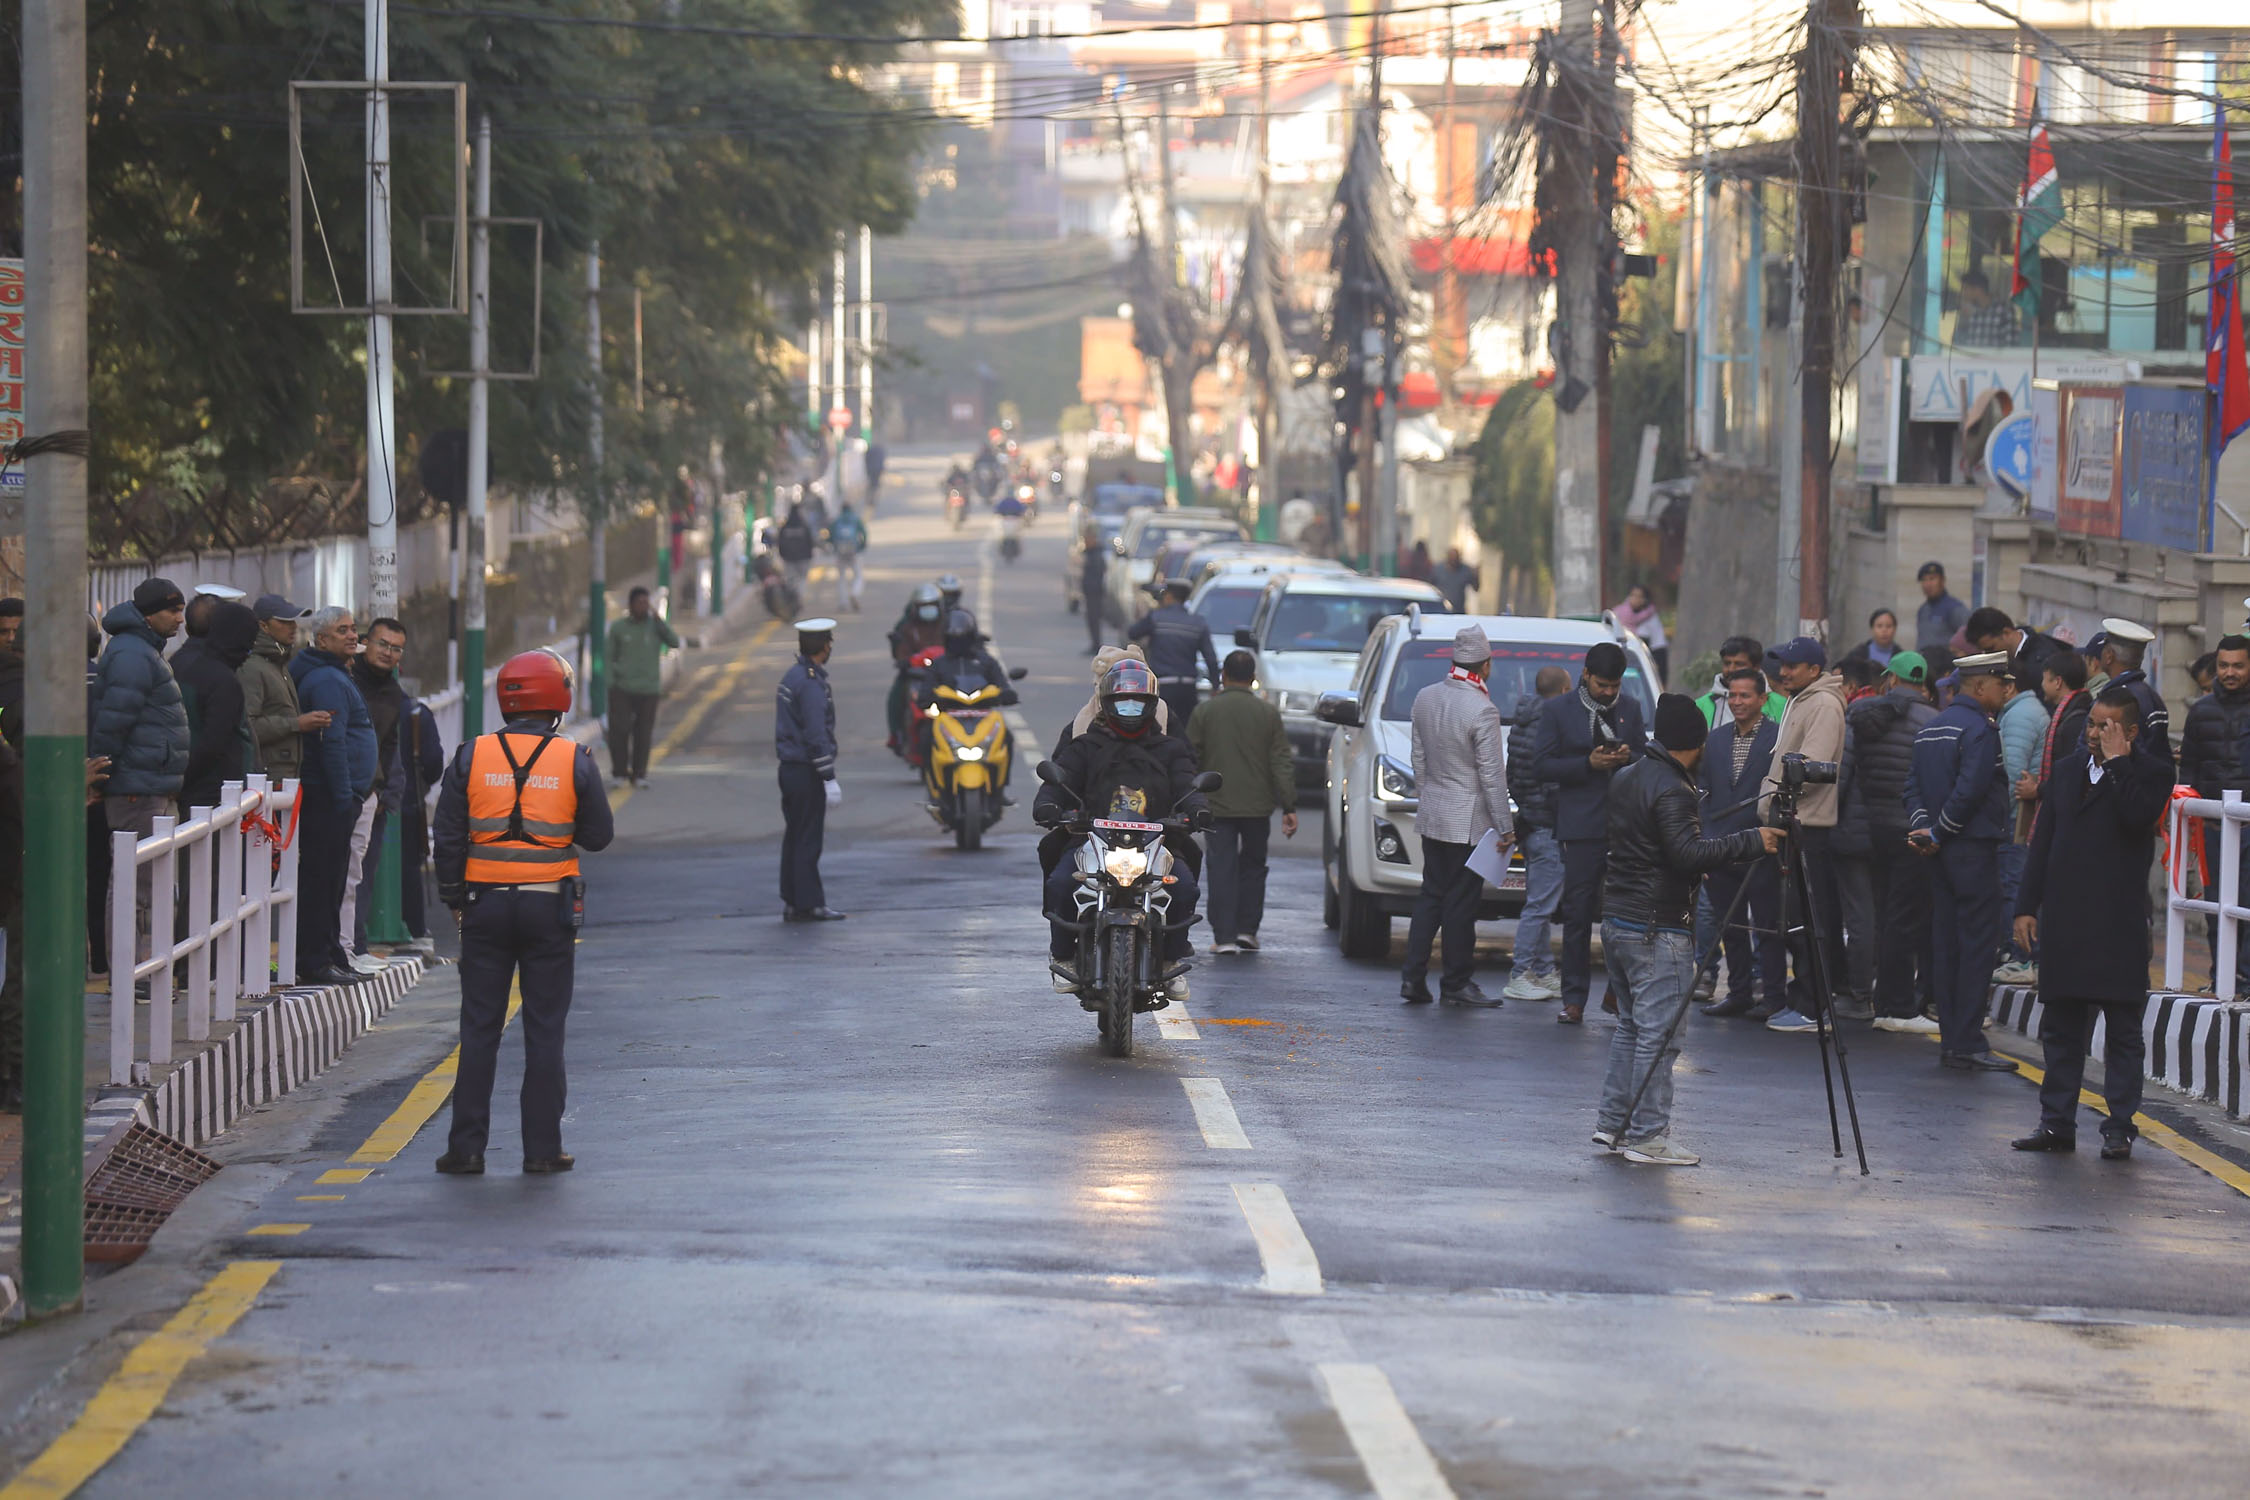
[2012,123,2058,327]
[2211,106,2250,452]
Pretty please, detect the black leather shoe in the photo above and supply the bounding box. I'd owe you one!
[434,1151,485,1175]
[1943,1050,2020,1073]
[1440,982,1502,1008]
[1744,1002,1781,1022]
[781,907,806,922]
[2100,1137,2134,1161]
[523,1154,575,1174]
[1701,993,1757,1018]
[2010,1129,2075,1152]
[803,907,848,921]
[1399,979,1435,1005]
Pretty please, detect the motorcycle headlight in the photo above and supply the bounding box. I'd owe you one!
[1103,848,1151,885]
[955,745,985,761]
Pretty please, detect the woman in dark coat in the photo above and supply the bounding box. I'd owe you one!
[2011,687,2173,1158]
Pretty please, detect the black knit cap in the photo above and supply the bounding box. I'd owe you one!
[1653,692,1707,752]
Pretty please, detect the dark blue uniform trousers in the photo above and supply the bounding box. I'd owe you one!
[1930,838,2001,1056]
[778,762,828,912]
[450,886,575,1161]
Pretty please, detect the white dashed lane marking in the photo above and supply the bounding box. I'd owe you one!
[1180,1077,1252,1150]
[1317,1363,1460,1500]
[1232,1182,1323,1295]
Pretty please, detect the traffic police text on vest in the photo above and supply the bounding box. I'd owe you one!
[433,648,615,1175]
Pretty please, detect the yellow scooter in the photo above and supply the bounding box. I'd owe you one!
[922,670,1026,850]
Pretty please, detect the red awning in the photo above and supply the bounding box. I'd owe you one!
[1408,236,1533,277]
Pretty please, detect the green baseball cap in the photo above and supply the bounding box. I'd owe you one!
[1886,649,1929,685]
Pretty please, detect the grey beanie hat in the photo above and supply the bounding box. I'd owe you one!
[1451,624,1492,666]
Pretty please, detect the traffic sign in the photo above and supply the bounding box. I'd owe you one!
[826,405,853,431]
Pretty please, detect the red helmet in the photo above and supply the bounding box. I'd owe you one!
[497,648,574,717]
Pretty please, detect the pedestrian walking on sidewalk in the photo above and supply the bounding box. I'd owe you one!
[1080,523,1108,654]
[828,500,868,613]
[1502,665,1570,1000]
[776,504,817,599]
[1186,650,1296,954]
[778,618,845,921]
[606,587,681,788]
[1595,694,1783,1165]
[1399,625,1512,1007]
[1905,649,2018,1073]
[433,648,614,1175]
[2010,688,2172,1159]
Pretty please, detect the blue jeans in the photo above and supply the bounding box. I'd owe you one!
[1597,917,1697,1144]
[1511,826,1562,977]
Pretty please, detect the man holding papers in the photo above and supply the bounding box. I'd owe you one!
[1400,625,1513,1007]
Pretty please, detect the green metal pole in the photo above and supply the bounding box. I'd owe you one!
[367,817,410,944]
[656,517,672,620]
[708,493,726,616]
[589,567,607,719]
[22,0,89,1318]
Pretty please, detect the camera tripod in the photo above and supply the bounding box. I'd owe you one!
[1613,796,1870,1174]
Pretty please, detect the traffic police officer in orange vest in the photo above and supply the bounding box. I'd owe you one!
[432,648,614,1174]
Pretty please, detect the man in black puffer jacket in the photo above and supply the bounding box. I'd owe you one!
[1594,694,1781,1166]
[90,580,192,958]
[171,601,259,813]
[1845,650,1938,1026]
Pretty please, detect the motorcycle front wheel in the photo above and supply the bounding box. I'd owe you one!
[955,787,984,851]
[1101,925,1137,1058]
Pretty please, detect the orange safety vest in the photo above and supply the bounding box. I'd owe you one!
[464,730,582,885]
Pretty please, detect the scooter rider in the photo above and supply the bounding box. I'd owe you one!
[1128,579,1222,728]
[886,584,947,754]
[1035,660,1208,1000]
[936,574,966,616]
[913,609,1019,785]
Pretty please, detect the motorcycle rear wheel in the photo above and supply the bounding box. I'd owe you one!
[1101,926,1137,1058]
[955,788,984,851]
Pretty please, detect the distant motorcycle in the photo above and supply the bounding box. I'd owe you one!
[947,485,969,529]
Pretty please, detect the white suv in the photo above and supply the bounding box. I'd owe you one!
[1106,507,1243,626]
[1317,611,1659,959]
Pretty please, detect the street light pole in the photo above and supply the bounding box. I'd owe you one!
[463,111,491,739]
[858,225,874,441]
[587,244,607,718]
[365,0,398,620]
[20,0,90,1318]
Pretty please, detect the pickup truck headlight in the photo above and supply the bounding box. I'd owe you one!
[1377,755,1416,800]
[1269,690,1318,714]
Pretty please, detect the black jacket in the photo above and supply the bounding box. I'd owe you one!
[1602,747,1767,930]
[1033,722,1208,833]
[1529,686,1646,842]
[351,657,407,810]
[2110,668,2173,771]
[172,604,259,812]
[2017,743,2173,1004]
[2179,684,2250,800]
[1846,687,1935,835]
[1505,693,1558,831]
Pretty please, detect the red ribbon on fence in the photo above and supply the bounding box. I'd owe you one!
[240,782,303,852]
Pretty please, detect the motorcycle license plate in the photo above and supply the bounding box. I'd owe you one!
[1092,819,1163,833]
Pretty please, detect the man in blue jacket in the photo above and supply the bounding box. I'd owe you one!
[89,578,192,963]
[1698,669,1783,1017]
[1530,640,1645,1024]
[777,618,845,921]
[1904,649,2017,1071]
[288,606,378,984]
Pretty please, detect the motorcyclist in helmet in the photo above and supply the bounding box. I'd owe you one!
[885,583,948,754]
[1034,659,1209,998]
[912,608,1019,786]
[936,574,966,615]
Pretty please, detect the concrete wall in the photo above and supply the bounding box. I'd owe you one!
[1675,460,1778,666]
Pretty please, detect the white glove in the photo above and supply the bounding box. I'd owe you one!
[824,778,843,809]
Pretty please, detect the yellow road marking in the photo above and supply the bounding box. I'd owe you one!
[315,1168,370,1184]
[1985,1043,2250,1199]
[347,983,521,1165]
[610,619,778,812]
[295,1194,346,1202]
[0,1260,280,1500]
[246,1223,309,1237]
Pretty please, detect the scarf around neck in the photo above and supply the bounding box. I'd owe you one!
[1448,665,1488,693]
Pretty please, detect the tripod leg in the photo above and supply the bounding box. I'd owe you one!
[1783,828,1845,1157]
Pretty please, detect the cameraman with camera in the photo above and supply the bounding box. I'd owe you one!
[1904,650,2019,1072]
[1757,638,1849,1032]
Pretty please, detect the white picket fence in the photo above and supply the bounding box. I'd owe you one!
[108,776,303,1086]
[2165,790,2250,1002]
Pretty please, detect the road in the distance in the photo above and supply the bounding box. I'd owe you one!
[60,448,2250,1498]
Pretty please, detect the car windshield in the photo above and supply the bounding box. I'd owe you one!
[1091,484,1163,516]
[1135,523,1237,559]
[1380,640,1657,723]
[1262,593,1435,653]
[1192,584,1264,638]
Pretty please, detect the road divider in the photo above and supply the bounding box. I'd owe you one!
[1315,1363,1459,1500]
[1232,1183,1322,1295]
[1181,1077,1252,1150]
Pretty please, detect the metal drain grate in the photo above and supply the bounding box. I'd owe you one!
[84,1124,221,1264]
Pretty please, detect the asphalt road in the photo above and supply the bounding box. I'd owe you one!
[29,451,2250,1497]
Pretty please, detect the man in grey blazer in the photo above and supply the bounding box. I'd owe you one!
[1400,625,1513,1006]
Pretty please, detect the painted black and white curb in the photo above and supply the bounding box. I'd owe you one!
[1989,983,2250,1119]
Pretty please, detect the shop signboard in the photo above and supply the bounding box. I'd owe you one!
[2118,384,2205,553]
[2057,384,2122,538]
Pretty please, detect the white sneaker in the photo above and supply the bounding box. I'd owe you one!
[1534,971,1563,999]
[1166,975,1191,1002]
[1621,1136,1700,1166]
[1236,935,1261,952]
[1050,969,1080,994]
[1874,1013,1941,1034]
[1212,942,1240,956]
[1991,961,2037,985]
[1591,1128,1619,1150]
[406,936,436,956]
[349,953,383,975]
[1503,970,1556,1002]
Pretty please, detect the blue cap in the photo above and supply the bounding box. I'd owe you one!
[1768,636,1828,669]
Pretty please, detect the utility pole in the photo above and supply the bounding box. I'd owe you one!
[858,225,874,443]
[806,312,821,427]
[463,112,491,738]
[1255,0,1275,540]
[365,0,398,620]
[1439,0,1459,406]
[1790,0,1857,641]
[1548,0,1612,617]
[831,236,847,502]
[587,244,607,718]
[21,0,89,1319]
